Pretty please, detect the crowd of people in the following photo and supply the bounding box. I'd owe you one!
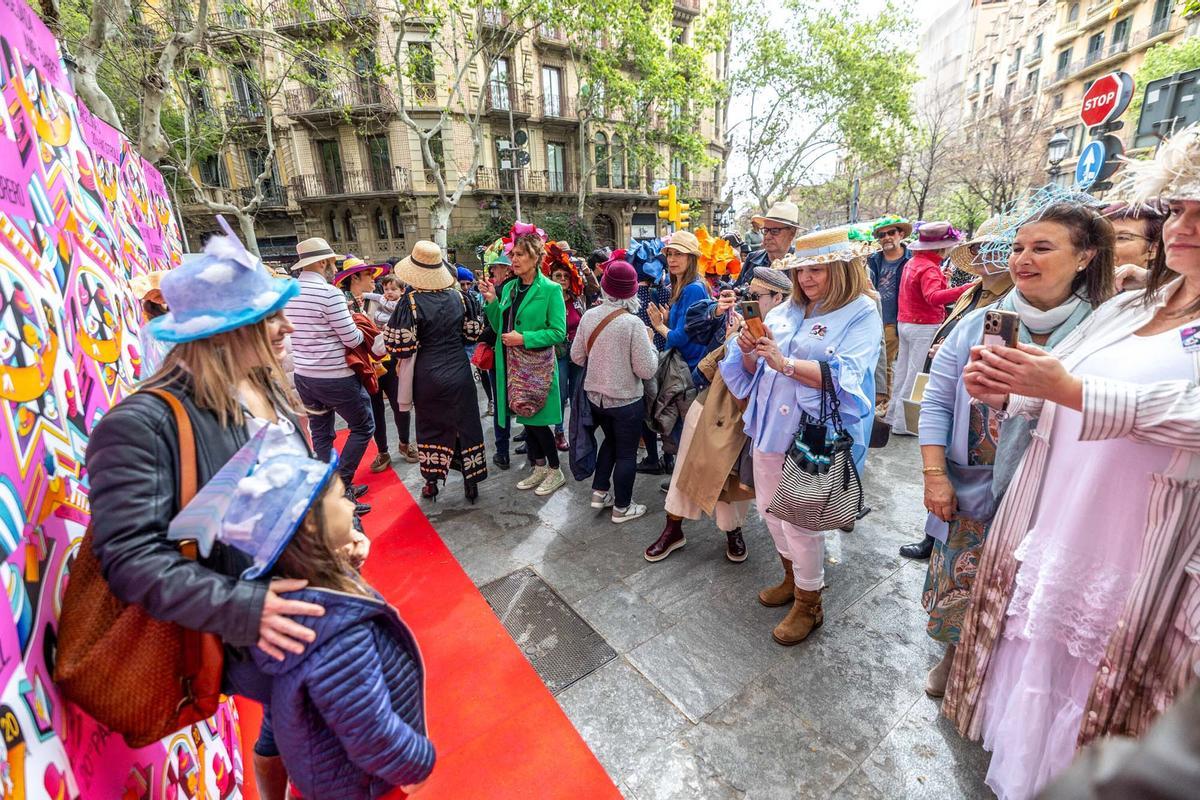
[74,125,1200,800]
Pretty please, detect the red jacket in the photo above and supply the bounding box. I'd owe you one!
[897,251,972,324]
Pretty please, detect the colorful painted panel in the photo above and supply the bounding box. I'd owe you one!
[0,1,244,797]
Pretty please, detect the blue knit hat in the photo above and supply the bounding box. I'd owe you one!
[149,216,300,343]
[167,428,337,579]
[456,266,475,283]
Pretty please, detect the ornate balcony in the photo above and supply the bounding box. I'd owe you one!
[291,168,412,201]
[284,82,396,119]
[274,0,376,34]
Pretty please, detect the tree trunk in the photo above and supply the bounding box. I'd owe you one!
[235,211,260,256]
[430,202,451,249]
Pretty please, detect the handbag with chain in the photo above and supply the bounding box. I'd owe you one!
[54,389,225,747]
[767,361,864,531]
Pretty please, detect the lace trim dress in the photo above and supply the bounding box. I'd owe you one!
[978,325,1195,800]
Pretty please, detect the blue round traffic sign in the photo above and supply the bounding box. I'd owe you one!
[1075,140,1106,189]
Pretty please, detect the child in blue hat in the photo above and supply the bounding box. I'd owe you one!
[173,435,435,798]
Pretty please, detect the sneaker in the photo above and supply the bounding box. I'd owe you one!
[660,479,670,494]
[483,402,495,418]
[591,490,615,509]
[534,467,566,496]
[403,443,420,464]
[369,453,392,473]
[554,431,569,452]
[612,503,647,524]
[725,529,747,563]
[517,466,549,490]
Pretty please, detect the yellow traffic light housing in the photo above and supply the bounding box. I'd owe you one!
[657,185,676,221]
[676,201,690,229]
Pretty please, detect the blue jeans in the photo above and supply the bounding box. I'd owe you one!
[555,356,583,434]
[591,399,645,509]
[294,374,375,488]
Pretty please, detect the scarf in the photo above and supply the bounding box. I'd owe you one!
[1009,290,1084,334]
[991,291,1094,500]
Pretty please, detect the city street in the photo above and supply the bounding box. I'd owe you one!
[386,389,993,799]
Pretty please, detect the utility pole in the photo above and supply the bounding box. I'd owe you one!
[507,92,522,220]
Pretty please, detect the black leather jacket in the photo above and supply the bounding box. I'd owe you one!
[85,375,267,647]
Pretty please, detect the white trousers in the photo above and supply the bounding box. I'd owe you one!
[751,449,824,591]
[665,400,750,532]
[884,322,939,435]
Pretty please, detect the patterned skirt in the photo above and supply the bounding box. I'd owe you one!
[922,516,988,644]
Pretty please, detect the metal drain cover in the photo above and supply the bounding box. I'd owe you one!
[480,567,616,694]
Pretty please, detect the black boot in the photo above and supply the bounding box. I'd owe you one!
[899,535,935,560]
[464,481,479,504]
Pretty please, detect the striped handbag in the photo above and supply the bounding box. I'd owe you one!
[767,361,864,531]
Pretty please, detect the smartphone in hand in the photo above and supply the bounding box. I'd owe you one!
[740,300,767,340]
[981,309,1020,348]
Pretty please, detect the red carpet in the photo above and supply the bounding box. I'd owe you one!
[237,441,619,799]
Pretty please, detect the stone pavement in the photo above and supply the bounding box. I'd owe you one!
[384,406,994,799]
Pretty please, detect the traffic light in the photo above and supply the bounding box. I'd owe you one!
[657,185,676,222]
[675,201,690,229]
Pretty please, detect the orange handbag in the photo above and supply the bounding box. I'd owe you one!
[54,389,225,747]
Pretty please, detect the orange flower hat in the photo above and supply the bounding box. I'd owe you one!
[542,241,583,296]
[696,226,742,278]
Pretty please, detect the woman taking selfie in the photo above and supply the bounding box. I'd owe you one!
[720,231,882,646]
[482,223,568,497]
[917,201,1111,702]
[945,132,1200,799]
[85,225,326,798]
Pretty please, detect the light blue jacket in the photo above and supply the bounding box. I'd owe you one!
[719,294,882,471]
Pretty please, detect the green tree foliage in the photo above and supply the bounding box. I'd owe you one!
[1129,36,1200,133]
[731,0,915,212]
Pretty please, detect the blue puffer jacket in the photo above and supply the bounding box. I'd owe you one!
[251,587,435,799]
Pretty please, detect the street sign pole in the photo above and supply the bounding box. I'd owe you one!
[507,100,522,220]
[1077,71,1135,192]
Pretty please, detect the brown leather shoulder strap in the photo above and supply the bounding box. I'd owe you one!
[142,388,198,505]
[586,309,627,356]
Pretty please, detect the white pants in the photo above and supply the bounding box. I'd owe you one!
[884,322,939,435]
[665,400,750,532]
[751,449,824,591]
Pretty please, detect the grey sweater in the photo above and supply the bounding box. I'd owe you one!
[571,305,659,406]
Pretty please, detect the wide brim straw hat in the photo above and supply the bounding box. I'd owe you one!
[394,240,454,291]
[1117,122,1200,203]
[130,270,167,301]
[751,201,800,228]
[777,228,866,272]
[333,257,388,288]
[293,237,343,270]
[949,216,1007,275]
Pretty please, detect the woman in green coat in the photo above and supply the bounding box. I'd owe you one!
[480,229,568,496]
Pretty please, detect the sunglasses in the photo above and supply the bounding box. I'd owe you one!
[761,226,793,236]
[874,228,901,239]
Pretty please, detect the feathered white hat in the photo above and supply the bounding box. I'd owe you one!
[1118,124,1200,203]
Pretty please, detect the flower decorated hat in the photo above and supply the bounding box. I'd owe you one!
[168,428,338,580]
[782,227,866,271]
[1117,123,1200,203]
[483,237,512,267]
[542,241,583,295]
[150,216,300,343]
[625,240,664,284]
[503,220,547,253]
[695,226,742,279]
[870,215,913,239]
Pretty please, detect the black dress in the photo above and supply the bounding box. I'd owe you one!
[384,288,487,485]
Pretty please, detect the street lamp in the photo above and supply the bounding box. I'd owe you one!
[1046,130,1070,182]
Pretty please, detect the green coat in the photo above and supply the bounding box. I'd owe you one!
[485,271,567,428]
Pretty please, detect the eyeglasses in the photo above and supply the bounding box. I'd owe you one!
[874,228,900,239]
[761,226,794,236]
[1114,232,1150,244]
[748,291,777,301]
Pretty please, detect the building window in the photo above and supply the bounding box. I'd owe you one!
[541,66,563,117]
[1005,80,1016,101]
[186,68,210,114]
[327,210,339,241]
[610,134,625,189]
[364,135,392,191]
[198,154,227,187]
[1052,92,1064,110]
[244,148,280,200]
[670,152,684,183]
[1032,33,1043,59]
[343,210,356,242]
[1056,48,1072,78]
[988,62,997,86]
[489,57,511,110]
[1086,32,1104,63]
[390,207,402,239]
[594,132,609,188]
[546,142,566,192]
[1025,70,1039,96]
[1112,17,1130,49]
[375,208,388,240]
[973,72,980,93]
[316,139,343,194]
[229,64,262,113]
[627,147,640,190]
[409,43,436,102]
[1067,2,1079,22]
[1013,47,1022,70]
[1152,0,1172,24]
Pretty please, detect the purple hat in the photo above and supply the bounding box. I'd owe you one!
[601,260,638,300]
[908,221,963,251]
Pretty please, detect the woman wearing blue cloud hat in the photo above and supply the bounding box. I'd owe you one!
[83,217,329,797]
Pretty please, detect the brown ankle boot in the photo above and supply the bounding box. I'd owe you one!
[758,554,795,607]
[772,586,824,646]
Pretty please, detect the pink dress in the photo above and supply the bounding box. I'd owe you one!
[979,324,1197,800]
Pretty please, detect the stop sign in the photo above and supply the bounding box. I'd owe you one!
[1080,72,1134,127]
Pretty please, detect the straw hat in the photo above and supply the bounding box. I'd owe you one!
[393,240,454,291]
[948,217,1008,275]
[779,228,866,272]
[664,230,701,257]
[333,256,388,288]
[751,201,800,229]
[293,237,342,270]
[130,270,167,302]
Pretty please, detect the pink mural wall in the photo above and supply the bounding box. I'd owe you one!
[0,1,244,797]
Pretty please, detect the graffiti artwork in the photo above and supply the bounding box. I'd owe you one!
[0,1,245,797]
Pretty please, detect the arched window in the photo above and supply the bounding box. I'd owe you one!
[327,210,339,241]
[627,146,640,190]
[610,134,625,189]
[390,207,403,239]
[374,208,388,240]
[594,132,609,189]
[344,210,357,241]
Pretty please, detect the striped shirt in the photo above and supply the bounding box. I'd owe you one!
[944,279,1200,748]
[288,271,363,379]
